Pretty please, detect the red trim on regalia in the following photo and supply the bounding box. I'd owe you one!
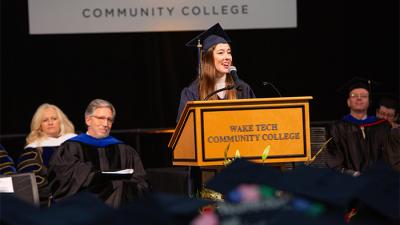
[360,119,387,127]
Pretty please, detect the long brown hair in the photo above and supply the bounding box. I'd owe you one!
[199,45,237,100]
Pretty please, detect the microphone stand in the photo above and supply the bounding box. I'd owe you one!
[203,85,237,101]
[262,82,282,97]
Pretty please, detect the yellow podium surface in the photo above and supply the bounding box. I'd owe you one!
[168,97,313,166]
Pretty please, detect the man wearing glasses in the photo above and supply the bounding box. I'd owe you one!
[49,99,148,208]
[376,97,399,129]
[326,80,399,176]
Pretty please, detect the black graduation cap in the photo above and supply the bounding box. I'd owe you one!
[336,77,375,95]
[205,160,358,225]
[0,193,42,225]
[206,159,367,207]
[205,159,282,195]
[355,160,400,224]
[185,23,231,77]
[336,77,382,102]
[43,192,119,225]
[185,23,231,52]
[0,192,119,225]
[277,165,368,207]
[118,193,212,225]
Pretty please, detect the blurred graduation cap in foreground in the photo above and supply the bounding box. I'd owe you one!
[354,160,400,224]
[118,193,212,225]
[205,159,281,195]
[205,159,399,224]
[1,192,119,225]
[1,191,212,225]
[206,159,366,207]
[185,23,231,77]
[277,165,368,207]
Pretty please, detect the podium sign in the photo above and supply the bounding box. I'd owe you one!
[168,97,312,166]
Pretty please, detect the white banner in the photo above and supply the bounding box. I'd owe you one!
[28,0,297,34]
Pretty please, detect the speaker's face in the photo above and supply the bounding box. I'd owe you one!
[213,43,232,78]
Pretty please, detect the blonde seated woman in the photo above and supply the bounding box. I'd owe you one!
[17,103,76,207]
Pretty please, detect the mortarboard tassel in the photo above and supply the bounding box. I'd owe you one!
[197,39,202,79]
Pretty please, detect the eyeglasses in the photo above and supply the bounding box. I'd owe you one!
[350,93,369,99]
[91,115,114,123]
[377,110,395,119]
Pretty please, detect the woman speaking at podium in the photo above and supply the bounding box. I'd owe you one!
[176,23,256,121]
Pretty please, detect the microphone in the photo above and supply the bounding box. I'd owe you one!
[203,66,240,101]
[262,81,282,97]
[229,66,239,85]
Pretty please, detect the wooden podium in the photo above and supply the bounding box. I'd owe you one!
[168,97,313,166]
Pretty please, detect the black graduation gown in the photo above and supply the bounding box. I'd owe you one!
[16,134,76,207]
[327,118,400,173]
[17,146,56,207]
[49,138,149,208]
[177,79,256,121]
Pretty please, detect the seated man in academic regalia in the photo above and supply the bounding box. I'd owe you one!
[49,99,149,208]
[375,96,399,128]
[327,78,400,175]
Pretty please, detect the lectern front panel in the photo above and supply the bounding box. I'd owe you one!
[201,105,307,163]
[170,97,312,166]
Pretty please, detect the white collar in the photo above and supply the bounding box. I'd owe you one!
[25,133,77,148]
